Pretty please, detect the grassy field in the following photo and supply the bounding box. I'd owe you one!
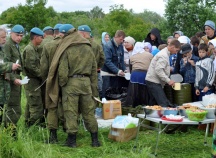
[0,89,214,158]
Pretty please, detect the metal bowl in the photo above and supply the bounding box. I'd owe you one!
[199,107,215,119]
[143,107,164,118]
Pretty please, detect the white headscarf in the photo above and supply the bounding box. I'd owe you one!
[132,42,145,55]
[209,39,216,48]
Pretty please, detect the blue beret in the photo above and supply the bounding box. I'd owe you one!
[54,24,63,30]
[43,26,53,32]
[59,24,74,33]
[78,25,91,32]
[11,24,24,34]
[30,27,44,36]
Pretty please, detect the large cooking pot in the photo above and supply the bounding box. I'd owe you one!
[174,83,192,105]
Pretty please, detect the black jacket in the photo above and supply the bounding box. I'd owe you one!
[144,28,165,48]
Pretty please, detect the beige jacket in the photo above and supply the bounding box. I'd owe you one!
[130,52,153,71]
[146,47,171,86]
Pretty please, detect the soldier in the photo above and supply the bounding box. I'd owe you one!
[38,26,54,58]
[41,24,74,143]
[3,24,24,126]
[38,26,54,121]
[0,27,20,123]
[46,26,100,147]
[22,27,44,127]
[53,23,62,37]
[78,25,105,98]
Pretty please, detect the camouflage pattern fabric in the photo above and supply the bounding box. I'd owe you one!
[3,38,22,125]
[58,31,98,134]
[22,42,43,125]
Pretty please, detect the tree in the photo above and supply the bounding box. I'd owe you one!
[165,0,216,37]
[0,1,57,32]
[87,6,105,19]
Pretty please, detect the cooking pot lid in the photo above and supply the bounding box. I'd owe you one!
[170,74,183,83]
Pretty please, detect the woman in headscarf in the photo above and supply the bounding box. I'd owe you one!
[125,42,153,107]
[144,28,165,48]
[123,36,136,73]
[101,32,110,47]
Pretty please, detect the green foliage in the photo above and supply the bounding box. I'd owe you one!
[165,0,216,37]
[0,2,57,32]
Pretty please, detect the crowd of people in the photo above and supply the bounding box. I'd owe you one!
[0,19,216,148]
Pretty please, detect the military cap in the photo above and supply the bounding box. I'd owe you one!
[30,27,44,36]
[11,24,25,34]
[59,24,74,33]
[43,26,54,32]
[54,23,63,30]
[78,25,91,32]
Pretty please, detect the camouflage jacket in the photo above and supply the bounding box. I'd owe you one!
[3,38,22,82]
[87,38,105,69]
[58,43,98,96]
[0,47,13,104]
[40,36,61,81]
[22,42,41,78]
[38,35,54,59]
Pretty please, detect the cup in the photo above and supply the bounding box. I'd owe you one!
[172,83,181,90]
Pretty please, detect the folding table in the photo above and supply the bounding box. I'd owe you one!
[134,114,215,156]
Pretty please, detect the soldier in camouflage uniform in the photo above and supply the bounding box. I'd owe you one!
[46,26,100,147]
[3,25,24,126]
[38,26,54,121]
[22,27,44,127]
[78,25,105,98]
[0,27,20,123]
[40,24,69,143]
[38,26,54,59]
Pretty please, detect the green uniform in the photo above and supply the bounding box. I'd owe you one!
[40,36,63,129]
[58,31,98,134]
[38,35,54,112]
[0,47,13,120]
[87,38,105,69]
[3,38,22,125]
[38,36,54,59]
[22,42,43,125]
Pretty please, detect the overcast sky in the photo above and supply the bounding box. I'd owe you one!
[0,0,166,16]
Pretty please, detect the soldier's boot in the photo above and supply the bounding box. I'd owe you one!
[91,132,101,147]
[46,129,58,144]
[64,134,76,148]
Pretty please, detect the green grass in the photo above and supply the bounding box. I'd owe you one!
[0,88,214,158]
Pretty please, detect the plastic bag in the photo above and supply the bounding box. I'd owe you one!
[112,113,139,129]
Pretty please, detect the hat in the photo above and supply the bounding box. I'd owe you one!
[54,24,63,30]
[59,24,74,33]
[209,39,216,48]
[30,27,44,36]
[43,26,53,32]
[78,25,91,32]
[11,24,24,34]
[204,20,215,30]
[180,43,192,54]
[124,36,136,46]
[178,36,190,44]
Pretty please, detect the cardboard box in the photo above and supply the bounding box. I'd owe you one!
[108,126,138,142]
[103,100,122,120]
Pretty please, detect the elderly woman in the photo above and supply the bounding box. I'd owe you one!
[125,42,153,107]
[200,20,216,45]
[123,36,135,73]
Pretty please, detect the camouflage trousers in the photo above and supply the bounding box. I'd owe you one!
[24,78,44,125]
[47,100,64,129]
[62,92,98,134]
[4,79,21,125]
